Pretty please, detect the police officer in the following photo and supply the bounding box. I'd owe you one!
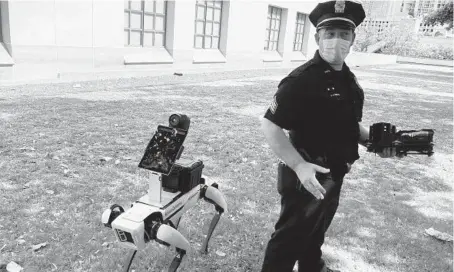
[260,1,394,272]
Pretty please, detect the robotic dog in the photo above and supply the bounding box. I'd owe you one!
[366,122,435,156]
[101,114,227,272]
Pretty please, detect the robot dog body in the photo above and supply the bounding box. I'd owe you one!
[101,114,227,271]
[106,175,226,251]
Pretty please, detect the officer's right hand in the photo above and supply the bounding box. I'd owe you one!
[293,162,330,200]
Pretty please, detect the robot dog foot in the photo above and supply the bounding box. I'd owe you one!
[168,248,187,272]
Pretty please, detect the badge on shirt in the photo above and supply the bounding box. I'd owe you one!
[270,96,278,114]
[326,86,341,99]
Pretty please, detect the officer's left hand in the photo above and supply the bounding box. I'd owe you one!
[378,147,396,158]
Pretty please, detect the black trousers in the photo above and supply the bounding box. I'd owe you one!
[261,162,346,272]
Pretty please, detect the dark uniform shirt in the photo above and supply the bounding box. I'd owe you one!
[264,50,364,169]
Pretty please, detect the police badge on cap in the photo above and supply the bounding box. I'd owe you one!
[309,0,366,30]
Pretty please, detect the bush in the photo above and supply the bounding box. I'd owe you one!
[382,42,453,60]
[353,22,453,60]
[353,28,380,52]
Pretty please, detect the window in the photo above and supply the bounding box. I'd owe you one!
[264,6,282,51]
[124,0,167,47]
[293,13,306,51]
[194,0,223,49]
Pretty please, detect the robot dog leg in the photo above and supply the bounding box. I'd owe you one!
[153,222,190,271]
[102,203,191,272]
[200,183,227,254]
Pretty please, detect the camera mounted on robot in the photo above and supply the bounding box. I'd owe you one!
[168,113,190,131]
[138,113,205,193]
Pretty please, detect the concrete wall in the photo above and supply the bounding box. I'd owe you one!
[4,0,319,72]
[0,2,3,43]
[397,55,453,67]
[345,51,398,66]
[7,1,57,63]
[1,1,12,54]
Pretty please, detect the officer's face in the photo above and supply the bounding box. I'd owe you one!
[315,27,355,45]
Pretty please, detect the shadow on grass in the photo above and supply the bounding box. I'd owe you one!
[322,153,453,272]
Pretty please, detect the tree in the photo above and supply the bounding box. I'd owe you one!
[424,0,453,30]
[361,0,388,19]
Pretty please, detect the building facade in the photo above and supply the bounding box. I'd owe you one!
[413,0,450,17]
[362,0,451,19]
[0,0,321,73]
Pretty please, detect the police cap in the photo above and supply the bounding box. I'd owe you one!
[309,0,366,30]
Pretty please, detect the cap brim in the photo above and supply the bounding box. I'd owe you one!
[316,18,356,30]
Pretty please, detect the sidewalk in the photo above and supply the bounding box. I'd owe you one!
[0,53,451,86]
[0,63,298,87]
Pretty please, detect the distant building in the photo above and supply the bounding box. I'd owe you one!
[0,0,320,73]
[362,0,450,19]
[413,0,450,17]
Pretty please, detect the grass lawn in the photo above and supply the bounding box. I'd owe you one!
[0,66,452,272]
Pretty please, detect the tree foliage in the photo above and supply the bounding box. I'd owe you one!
[353,21,416,53]
[424,0,453,30]
[353,21,453,60]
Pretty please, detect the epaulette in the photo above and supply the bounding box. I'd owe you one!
[278,60,315,88]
